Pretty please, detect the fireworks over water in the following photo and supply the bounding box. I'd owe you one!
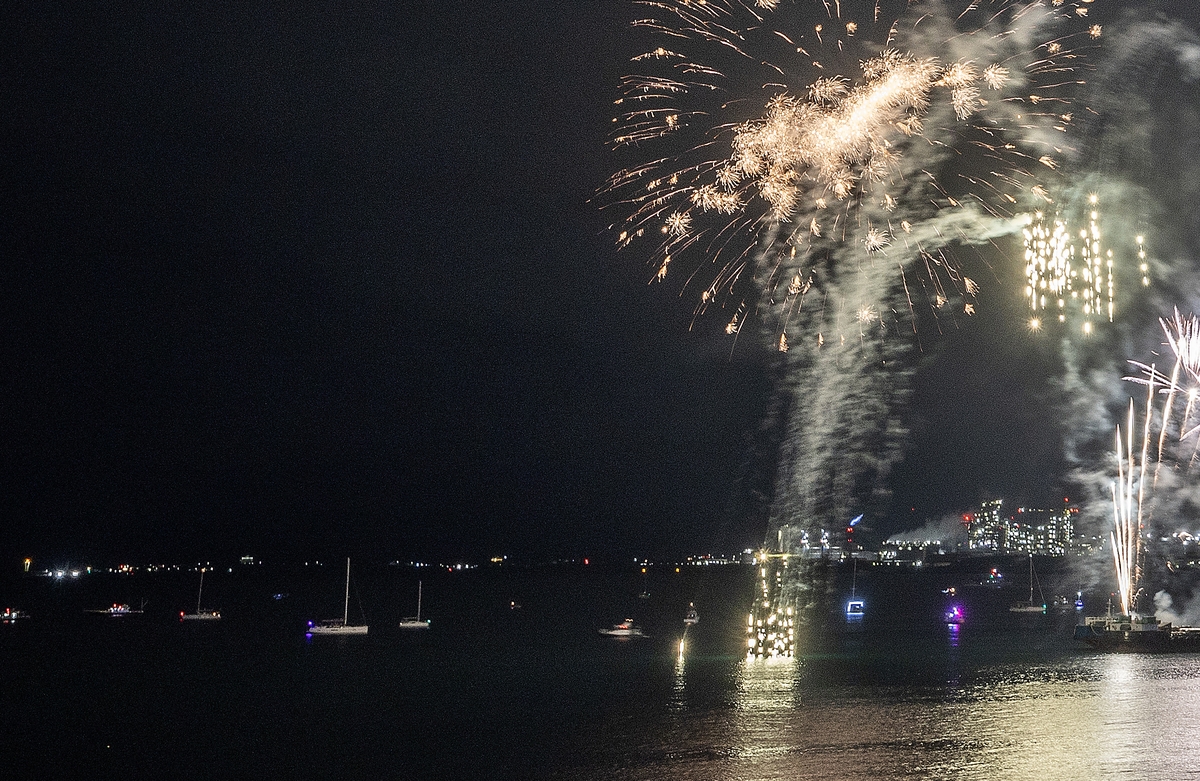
[604,0,1103,558]
[605,0,1103,348]
[1104,310,1200,618]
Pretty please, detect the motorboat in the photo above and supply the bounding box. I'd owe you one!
[599,619,645,637]
[87,603,143,616]
[684,603,699,626]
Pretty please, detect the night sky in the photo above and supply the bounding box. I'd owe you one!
[3,2,1192,563]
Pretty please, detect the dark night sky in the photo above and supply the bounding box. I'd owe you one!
[2,2,1183,562]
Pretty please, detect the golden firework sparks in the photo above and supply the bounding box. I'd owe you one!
[604,0,1102,344]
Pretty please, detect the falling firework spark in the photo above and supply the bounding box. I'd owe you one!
[1023,193,1150,334]
[603,0,1102,345]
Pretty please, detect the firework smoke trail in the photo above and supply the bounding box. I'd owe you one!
[604,0,1100,583]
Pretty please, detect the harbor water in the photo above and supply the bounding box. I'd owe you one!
[1,561,1198,780]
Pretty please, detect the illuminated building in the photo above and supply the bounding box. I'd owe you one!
[963,499,1076,555]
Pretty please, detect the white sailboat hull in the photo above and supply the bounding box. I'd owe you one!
[397,619,429,630]
[309,623,369,635]
[398,581,429,629]
[181,611,222,621]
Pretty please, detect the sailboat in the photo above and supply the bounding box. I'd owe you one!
[308,558,369,635]
[180,568,221,621]
[1009,553,1047,613]
[845,557,865,619]
[398,580,430,629]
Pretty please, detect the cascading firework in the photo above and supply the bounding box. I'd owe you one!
[1022,193,1152,335]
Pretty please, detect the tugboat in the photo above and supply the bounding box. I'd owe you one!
[1073,596,1200,652]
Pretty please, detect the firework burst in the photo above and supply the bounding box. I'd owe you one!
[603,0,1102,347]
[1111,397,1146,617]
[1128,309,1200,456]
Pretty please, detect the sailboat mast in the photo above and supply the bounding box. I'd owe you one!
[416,580,422,621]
[197,569,204,613]
[1029,554,1034,604]
[343,557,351,626]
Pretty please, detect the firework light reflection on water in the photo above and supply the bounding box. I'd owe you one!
[559,652,1200,781]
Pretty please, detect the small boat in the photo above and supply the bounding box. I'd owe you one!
[845,557,864,620]
[308,558,368,636]
[398,580,430,629]
[2,608,29,623]
[944,604,965,624]
[1009,554,1046,613]
[1049,594,1072,611]
[180,568,221,621]
[87,603,144,616]
[684,603,699,626]
[599,619,645,637]
[968,568,1004,588]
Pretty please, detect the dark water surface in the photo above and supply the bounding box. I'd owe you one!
[2,561,1198,780]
